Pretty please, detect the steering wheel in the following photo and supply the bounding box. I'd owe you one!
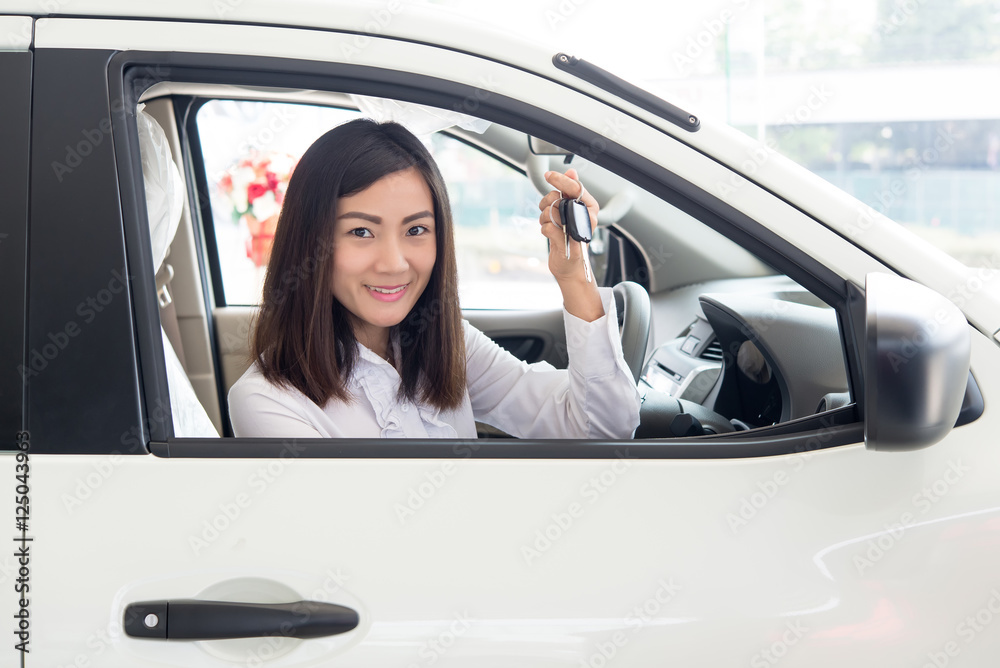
[613,281,651,384]
[610,282,739,437]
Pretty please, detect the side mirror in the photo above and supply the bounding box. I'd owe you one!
[864,273,971,451]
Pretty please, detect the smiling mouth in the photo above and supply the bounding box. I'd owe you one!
[366,284,408,294]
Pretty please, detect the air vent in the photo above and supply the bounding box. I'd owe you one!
[700,339,723,362]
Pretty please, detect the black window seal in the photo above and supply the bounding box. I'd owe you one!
[153,421,865,460]
[107,49,867,458]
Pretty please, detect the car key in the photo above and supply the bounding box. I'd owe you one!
[558,190,593,282]
[547,181,594,282]
[559,197,592,244]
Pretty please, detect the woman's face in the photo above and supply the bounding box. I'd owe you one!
[331,167,437,353]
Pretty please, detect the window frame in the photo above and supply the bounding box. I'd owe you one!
[107,50,870,459]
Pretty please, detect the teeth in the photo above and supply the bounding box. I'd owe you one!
[368,285,406,294]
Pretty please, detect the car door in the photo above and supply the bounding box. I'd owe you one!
[11,11,1000,668]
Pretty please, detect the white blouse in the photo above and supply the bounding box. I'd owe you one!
[228,288,641,439]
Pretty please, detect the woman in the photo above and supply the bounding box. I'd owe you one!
[229,118,641,438]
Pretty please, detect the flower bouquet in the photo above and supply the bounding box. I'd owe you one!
[217,151,297,267]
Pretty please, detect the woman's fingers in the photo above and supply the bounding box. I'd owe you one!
[537,168,600,265]
[535,169,601,283]
[539,169,598,229]
[545,169,594,203]
[538,189,564,215]
[538,205,563,241]
[545,168,579,195]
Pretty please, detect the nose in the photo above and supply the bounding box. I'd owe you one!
[373,234,409,275]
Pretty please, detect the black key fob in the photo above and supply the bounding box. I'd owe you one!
[559,198,592,243]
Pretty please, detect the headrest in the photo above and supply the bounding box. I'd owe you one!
[137,104,184,272]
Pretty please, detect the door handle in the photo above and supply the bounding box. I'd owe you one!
[123,599,359,640]
[493,336,543,363]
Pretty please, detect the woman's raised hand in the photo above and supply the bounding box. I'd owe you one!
[537,168,599,284]
[537,168,604,321]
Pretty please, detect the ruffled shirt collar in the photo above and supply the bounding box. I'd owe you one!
[352,340,458,439]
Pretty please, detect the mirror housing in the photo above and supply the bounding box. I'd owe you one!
[864,273,971,451]
[528,136,573,156]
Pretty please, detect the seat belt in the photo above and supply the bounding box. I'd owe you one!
[155,262,188,372]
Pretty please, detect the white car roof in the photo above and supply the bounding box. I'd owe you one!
[3,0,547,66]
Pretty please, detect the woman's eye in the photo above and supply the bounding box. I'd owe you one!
[406,225,431,236]
[350,228,373,238]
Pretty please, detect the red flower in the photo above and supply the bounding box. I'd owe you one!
[266,171,279,190]
[247,182,268,203]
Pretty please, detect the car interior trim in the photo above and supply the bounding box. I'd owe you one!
[174,97,226,310]
[171,96,232,433]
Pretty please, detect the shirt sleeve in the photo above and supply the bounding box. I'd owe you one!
[465,287,641,439]
[228,368,325,439]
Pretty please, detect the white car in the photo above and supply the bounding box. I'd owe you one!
[2,2,999,666]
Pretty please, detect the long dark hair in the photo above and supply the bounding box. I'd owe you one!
[252,118,466,410]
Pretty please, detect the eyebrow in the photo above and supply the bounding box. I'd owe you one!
[336,210,434,224]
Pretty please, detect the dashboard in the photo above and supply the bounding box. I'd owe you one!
[636,277,852,438]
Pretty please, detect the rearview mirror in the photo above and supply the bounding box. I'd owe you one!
[864,272,970,451]
[528,136,573,156]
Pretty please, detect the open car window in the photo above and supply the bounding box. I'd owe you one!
[135,88,857,446]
